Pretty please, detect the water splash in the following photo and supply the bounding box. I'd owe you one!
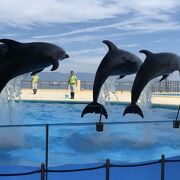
[0,75,26,149]
[138,81,154,111]
[0,75,25,124]
[98,76,118,106]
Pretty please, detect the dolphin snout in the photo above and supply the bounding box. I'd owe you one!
[59,53,69,60]
[64,53,69,59]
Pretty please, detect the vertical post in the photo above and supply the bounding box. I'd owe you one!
[173,105,180,128]
[176,105,180,120]
[106,159,110,180]
[41,163,45,180]
[161,154,165,180]
[45,125,49,180]
[96,105,104,132]
[76,80,81,91]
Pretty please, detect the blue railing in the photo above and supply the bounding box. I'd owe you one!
[21,80,180,94]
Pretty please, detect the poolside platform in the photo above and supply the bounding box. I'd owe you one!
[20,89,180,107]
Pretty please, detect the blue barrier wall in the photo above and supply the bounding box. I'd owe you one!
[0,157,180,180]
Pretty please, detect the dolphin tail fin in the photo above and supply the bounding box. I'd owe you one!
[102,40,118,51]
[81,102,108,119]
[123,104,144,118]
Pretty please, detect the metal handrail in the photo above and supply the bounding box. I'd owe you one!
[21,80,180,94]
[0,120,174,128]
[0,120,173,128]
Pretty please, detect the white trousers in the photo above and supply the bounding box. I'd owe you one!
[70,84,75,92]
[32,82,38,89]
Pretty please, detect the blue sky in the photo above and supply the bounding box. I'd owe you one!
[0,0,180,79]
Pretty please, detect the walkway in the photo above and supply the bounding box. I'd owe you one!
[19,89,180,107]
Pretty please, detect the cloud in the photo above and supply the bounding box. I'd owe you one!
[148,39,168,45]
[33,17,180,41]
[0,33,18,37]
[71,46,107,53]
[70,43,140,56]
[2,0,180,48]
[44,59,99,73]
[1,0,180,76]
[0,0,179,27]
[0,0,122,26]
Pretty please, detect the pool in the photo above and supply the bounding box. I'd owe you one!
[0,102,179,167]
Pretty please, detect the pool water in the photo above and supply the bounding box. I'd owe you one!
[0,102,179,167]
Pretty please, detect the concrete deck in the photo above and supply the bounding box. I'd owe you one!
[19,89,180,107]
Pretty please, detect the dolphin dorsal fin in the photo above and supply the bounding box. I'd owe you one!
[139,50,153,57]
[0,39,21,47]
[103,40,118,51]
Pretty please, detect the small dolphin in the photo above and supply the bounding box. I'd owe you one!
[123,50,180,118]
[81,40,142,119]
[0,39,69,92]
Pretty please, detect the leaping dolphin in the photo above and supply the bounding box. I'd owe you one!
[123,50,180,118]
[81,40,142,119]
[0,39,69,92]
[0,44,8,60]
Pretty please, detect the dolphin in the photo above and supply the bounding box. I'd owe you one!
[123,50,180,118]
[81,40,142,119]
[0,44,8,59]
[0,39,69,92]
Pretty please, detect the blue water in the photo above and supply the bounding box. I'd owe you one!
[0,102,179,167]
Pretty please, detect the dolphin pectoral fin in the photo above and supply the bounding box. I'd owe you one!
[119,75,126,79]
[51,60,59,71]
[139,50,153,57]
[81,102,108,119]
[159,74,169,82]
[0,39,20,47]
[123,104,144,118]
[31,68,44,76]
[102,40,118,51]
